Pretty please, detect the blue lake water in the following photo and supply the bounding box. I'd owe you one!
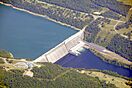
[55,49,132,77]
[0,4,77,59]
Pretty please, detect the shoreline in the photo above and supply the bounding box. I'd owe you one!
[90,48,132,69]
[0,1,132,70]
[0,2,81,31]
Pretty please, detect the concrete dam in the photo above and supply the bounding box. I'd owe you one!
[34,28,88,63]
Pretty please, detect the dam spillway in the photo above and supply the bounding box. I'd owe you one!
[34,29,85,63]
[34,29,132,78]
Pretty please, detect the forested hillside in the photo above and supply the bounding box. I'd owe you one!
[0,63,118,88]
[107,34,132,61]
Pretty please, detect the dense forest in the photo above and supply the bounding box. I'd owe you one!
[107,34,132,61]
[39,0,131,16]
[85,18,101,42]
[39,0,102,13]
[0,63,117,88]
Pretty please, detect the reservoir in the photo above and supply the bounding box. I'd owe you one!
[0,4,77,59]
[55,49,132,77]
[0,3,132,78]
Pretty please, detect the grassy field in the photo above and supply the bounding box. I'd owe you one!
[80,70,132,88]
